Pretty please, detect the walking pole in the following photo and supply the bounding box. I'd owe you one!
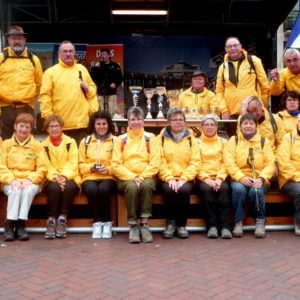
[249,148,259,212]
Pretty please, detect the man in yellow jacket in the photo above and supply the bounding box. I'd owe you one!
[215,37,270,121]
[111,106,160,244]
[0,26,43,140]
[39,41,98,145]
[270,49,300,96]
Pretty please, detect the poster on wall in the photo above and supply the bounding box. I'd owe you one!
[53,44,88,65]
[26,43,55,71]
[87,44,124,115]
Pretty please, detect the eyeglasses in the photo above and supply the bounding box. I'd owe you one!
[170,119,185,122]
[225,43,240,49]
[202,123,216,128]
[285,58,300,64]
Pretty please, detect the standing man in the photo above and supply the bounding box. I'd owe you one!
[270,48,300,96]
[0,25,43,140]
[215,37,270,120]
[91,48,123,117]
[39,41,98,145]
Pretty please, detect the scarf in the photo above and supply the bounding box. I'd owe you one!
[287,109,300,117]
[50,134,63,146]
[242,131,257,140]
[171,129,186,143]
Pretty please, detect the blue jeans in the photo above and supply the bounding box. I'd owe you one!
[231,181,269,222]
[281,181,300,224]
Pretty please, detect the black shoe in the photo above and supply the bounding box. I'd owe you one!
[4,220,15,242]
[16,219,29,241]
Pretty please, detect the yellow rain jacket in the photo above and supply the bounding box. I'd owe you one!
[215,49,270,115]
[276,109,299,135]
[197,133,228,181]
[270,67,300,96]
[158,128,200,182]
[79,133,116,182]
[41,133,80,186]
[276,131,300,189]
[0,134,46,189]
[237,106,285,152]
[39,59,98,130]
[0,47,43,109]
[177,87,219,114]
[111,128,160,181]
[224,133,275,184]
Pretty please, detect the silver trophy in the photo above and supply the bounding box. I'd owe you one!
[156,86,166,119]
[129,86,143,107]
[144,88,155,119]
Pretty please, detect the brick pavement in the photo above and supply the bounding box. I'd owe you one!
[1,231,300,300]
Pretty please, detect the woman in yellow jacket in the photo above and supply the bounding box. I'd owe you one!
[277,116,300,235]
[276,91,300,135]
[159,108,200,239]
[111,107,160,244]
[41,115,80,239]
[197,115,231,239]
[224,114,275,238]
[79,111,117,239]
[0,113,46,242]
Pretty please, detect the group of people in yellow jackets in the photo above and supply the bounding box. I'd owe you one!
[1,88,300,244]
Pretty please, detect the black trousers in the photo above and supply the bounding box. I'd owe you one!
[63,128,86,146]
[197,180,231,229]
[0,105,34,140]
[44,180,79,218]
[161,181,194,227]
[82,179,117,222]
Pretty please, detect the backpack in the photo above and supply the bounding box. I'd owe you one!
[0,49,35,67]
[121,132,151,153]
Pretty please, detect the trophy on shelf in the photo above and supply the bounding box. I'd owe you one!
[191,108,198,119]
[156,86,166,119]
[166,90,179,108]
[129,86,143,107]
[144,88,155,119]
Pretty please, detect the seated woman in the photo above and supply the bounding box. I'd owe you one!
[197,115,231,239]
[276,90,300,135]
[111,107,160,244]
[41,115,80,239]
[159,108,200,239]
[79,111,117,239]
[224,113,275,238]
[0,113,46,241]
[277,116,300,236]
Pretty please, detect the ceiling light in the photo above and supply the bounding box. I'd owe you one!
[112,10,168,16]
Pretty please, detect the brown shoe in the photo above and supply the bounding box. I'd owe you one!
[140,225,153,243]
[129,226,141,243]
[56,217,67,238]
[177,227,189,239]
[163,224,176,239]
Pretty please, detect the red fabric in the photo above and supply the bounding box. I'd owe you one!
[50,134,63,146]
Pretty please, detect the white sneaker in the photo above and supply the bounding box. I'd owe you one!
[102,221,113,239]
[92,222,102,238]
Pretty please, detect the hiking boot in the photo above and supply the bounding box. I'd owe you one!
[207,227,218,239]
[129,226,141,243]
[233,221,243,237]
[254,219,265,238]
[102,221,113,239]
[92,222,102,239]
[177,227,189,239]
[56,217,67,238]
[4,220,15,242]
[140,225,153,243]
[221,228,232,239]
[295,222,300,236]
[16,219,29,241]
[45,219,56,239]
[163,224,176,239]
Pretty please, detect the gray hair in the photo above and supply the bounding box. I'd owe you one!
[284,48,300,59]
[167,107,185,122]
[248,96,262,107]
[58,40,75,52]
[201,114,218,125]
[127,106,144,119]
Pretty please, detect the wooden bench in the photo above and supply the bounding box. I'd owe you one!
[117,192,294,227]
[0,193,117,228]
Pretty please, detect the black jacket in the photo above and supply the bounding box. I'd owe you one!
[91,61,123,96]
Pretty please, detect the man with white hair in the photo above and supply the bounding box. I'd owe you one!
[270,48,300,96]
